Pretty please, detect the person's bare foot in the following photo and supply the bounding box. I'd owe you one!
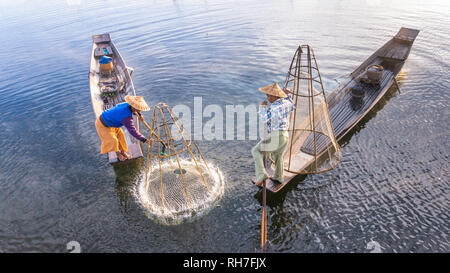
[253,177,267,186]
[120,151,132,160]
[116,152,127,162]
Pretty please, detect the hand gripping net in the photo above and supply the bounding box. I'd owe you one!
[282,45,341,174]
[138,103,223,224]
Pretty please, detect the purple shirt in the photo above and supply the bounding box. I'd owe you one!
[121,116,147,142]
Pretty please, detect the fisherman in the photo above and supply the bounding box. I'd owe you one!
[252,82,295,186]
[95,95,153,162]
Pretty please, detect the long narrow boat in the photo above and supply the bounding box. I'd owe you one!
[264,27,420,192]
[89,33,143,164]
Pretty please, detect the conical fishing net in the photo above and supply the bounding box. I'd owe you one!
[281,45,341,174]
[136,103,224,224]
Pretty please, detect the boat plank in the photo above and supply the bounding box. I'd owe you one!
[393,45,409,60]
[394,27,420,42]
[300,70,393,155]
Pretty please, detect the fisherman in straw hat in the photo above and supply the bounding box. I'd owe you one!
[252,82,295,186]
[95,95,153,162]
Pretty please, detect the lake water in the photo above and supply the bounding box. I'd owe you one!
[0,0,448,252]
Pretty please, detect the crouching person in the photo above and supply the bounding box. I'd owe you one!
[95,95,153,162]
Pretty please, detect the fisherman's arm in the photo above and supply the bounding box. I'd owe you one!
[283,89,296,110]
[285,96,294,105]
[121,116,148,143]
[258,101,273,122]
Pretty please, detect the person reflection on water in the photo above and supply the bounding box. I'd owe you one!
[252,82,295,186]
[95,95,153,162]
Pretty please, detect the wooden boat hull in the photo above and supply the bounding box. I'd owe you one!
[262,27,420,193]
[89,34,143,164]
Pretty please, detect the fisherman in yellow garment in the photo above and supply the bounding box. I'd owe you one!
[95,95,153,162]
[252,83,295,186]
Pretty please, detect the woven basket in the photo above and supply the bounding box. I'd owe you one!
[100,62,113,73]
[366,65,384,82]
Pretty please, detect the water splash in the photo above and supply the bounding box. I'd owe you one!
[134,159,225,225]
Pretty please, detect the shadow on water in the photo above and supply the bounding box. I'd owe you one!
[252,175,308,251]
[252,174,310,252]
[113,158,144,212]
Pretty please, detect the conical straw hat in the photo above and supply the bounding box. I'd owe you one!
[125,95,150,111]
[258,82,287,98]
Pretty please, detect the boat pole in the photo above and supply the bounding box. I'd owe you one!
[261,116,268,252]
[261,179,268,252]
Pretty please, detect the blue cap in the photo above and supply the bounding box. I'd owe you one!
[99,55,112,64]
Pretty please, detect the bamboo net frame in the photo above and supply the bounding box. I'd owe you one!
[141,103,213,214]
[282,45,341,174]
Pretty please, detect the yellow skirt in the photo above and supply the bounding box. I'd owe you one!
[95,117,128,154]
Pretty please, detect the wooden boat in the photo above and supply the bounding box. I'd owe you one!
[89,33,143,164]
[262,27,420,192]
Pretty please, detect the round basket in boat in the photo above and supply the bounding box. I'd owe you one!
[351,84,365,98]
[366,64,384,82]
[100,62,113,73]
[100,55,114,73]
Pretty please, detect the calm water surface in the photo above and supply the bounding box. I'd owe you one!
[0,0,449,252]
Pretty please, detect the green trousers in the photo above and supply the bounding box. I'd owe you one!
[251,130,289,183]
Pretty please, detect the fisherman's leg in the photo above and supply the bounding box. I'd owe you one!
[271,131,289,182]
[95,118,119,154]
[116,128,128,153]
[115,128,131,160]
[251,140,269,183]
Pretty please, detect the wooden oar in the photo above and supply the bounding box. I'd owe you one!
[261,178,268,252]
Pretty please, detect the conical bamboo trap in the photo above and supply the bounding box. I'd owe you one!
[137,103,223,224]
[281,45,341,174]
